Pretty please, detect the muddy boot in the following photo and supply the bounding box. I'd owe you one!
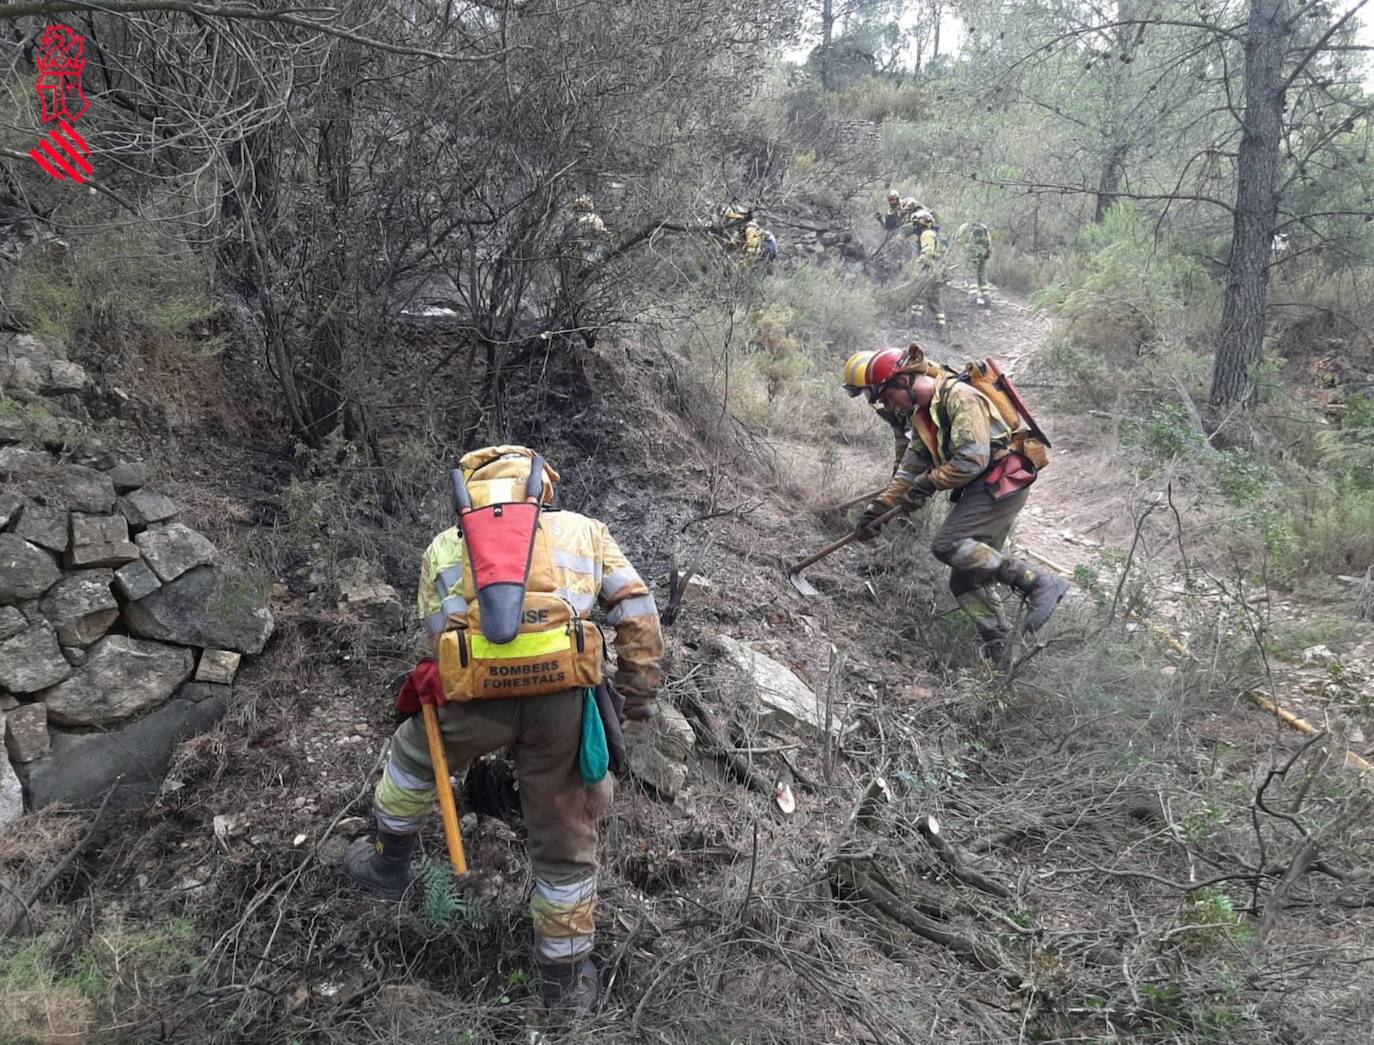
[976,624,1007,665]
[343,829,417,900]
[539,957,599,1019]
[956,588,1009,664]
[998,559,1070,633]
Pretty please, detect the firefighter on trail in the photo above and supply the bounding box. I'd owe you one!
[909,210,946,329]
[344,446,664,1018]
[842,348,1069,661]
[957,221,993,306]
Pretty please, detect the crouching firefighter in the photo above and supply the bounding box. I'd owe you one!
[344,445,664,1018]
[845,346,1070,661]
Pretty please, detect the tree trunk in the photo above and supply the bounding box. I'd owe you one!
[304,44,358,446]
[1093,143,1128,223]
[932,1,941,62]
[1209,0,1290,416]
[820,0,835,90]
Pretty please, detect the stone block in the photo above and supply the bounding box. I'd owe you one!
[1,743,21,828]
[12,333,67,364]
[195,648,241,685]
[0,356,40,394]
[4,702,49,763]
[107,461,151,492]
[13,504,68,552]
[65,539,140,569]
[40,634,194,726]
[114,559,161,600]
[69,443,117,470]
[136,522,215,582]
[43,360,86,392]
[708,635,844,739]
[18,691,230,811]
[71,512,130,547]
[0,624,71,693]
[118,488,178,529]
[0,492,24,528]
[0,416,24,445]
[55,465,116,513]
[625,703,696,799]
[125,566,274,655]
[38,569,118,646]
[0,445,50,481]
[0,534,60,604]
[0,605,25,641]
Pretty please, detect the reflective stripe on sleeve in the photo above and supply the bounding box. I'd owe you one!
[605,593,658,625]
[435,564,465,599]
[600,566,642,599]
[424,608,448,637]
[554,549,597,575]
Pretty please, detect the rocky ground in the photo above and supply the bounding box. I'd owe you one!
[1,274,1371,1044]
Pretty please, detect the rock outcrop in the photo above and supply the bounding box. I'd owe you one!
[0,365,277,823]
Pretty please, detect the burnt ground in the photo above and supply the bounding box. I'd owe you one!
[2,282,1372,1045]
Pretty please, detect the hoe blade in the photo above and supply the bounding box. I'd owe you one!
[787,564,820,597]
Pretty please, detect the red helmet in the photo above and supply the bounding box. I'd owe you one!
[866,347,907,389]
[842,348,908,399]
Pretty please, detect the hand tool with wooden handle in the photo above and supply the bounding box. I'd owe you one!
[788,505,905,596]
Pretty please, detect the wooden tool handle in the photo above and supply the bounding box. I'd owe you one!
[422,702,468,875]
[790,505,905,573]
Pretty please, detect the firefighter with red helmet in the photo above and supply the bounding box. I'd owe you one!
[842,348,1068,659]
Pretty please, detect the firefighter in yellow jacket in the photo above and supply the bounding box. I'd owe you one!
[909,209,946,329]
[844,350,1068,660]
[344,446,663,1017]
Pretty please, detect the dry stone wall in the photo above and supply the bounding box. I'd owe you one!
[1,334,273,823]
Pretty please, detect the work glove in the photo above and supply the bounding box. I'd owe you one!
[856,500,892,541]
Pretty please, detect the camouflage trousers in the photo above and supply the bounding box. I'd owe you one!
[375,689,611,964]
[972,254,990,300]
[929,484,1031,641]
[909,273,946,326]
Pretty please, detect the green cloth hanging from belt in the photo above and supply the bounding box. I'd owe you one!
[579,688,609,784]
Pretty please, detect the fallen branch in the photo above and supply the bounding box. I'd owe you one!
[677,692,773,795]
[1246,693,1374,780]
[915,815,1012,899]
[835,864,1014,981]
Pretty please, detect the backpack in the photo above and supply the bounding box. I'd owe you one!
[903,344,1051,472]
[437,449,604,701]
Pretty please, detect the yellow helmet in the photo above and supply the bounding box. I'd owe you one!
[842,351,875,396]
[724,204,750,223]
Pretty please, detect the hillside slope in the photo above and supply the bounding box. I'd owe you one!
[2,278,1372,1045]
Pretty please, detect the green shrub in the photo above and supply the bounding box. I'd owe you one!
[1121,402,1206,460]
[1032,205,1218,360]
[17,227,224,359]
[1215,450,1277,506]
[832,78,928,124]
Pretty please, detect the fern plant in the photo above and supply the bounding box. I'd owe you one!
[417,858,485,932]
